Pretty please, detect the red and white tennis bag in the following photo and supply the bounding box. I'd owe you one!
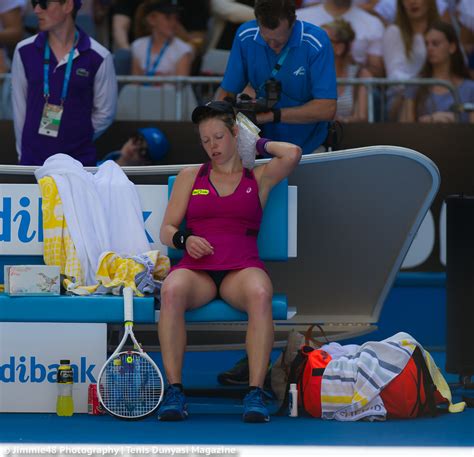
[280,345,448,419]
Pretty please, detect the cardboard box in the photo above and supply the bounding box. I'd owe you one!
[4,265,60,296]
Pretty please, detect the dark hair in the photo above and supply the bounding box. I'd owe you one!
[195,111,236,135]
[134,0,179,39]
[415,21,471,117]
[134,1,150,38]
[254,0,296,29]
[59,0,78,19]
[396,0,439,58]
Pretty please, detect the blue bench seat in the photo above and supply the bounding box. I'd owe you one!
[184,294,288,322]
[0,293,288,323]
[0,293,155,323]
[0,177,292,324]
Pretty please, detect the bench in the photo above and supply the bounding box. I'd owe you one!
[0,178,296,324]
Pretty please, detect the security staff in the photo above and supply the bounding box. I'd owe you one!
[11,0,117,165]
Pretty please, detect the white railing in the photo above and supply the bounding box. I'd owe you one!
[0,73,467,123]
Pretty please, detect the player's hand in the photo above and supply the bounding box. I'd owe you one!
[185,235,214,259]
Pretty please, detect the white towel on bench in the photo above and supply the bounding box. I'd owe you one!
[35,154,150,286]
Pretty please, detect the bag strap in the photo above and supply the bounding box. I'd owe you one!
[409,349,424,417]
[304,324,330,347]
[412,346,439,417]
[276,347,311,415]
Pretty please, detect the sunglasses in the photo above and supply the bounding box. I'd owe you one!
[31,0,64,10]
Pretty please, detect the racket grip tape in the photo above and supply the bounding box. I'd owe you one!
[123,287,134,323]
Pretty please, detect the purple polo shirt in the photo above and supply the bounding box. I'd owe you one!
[17,28,106,166]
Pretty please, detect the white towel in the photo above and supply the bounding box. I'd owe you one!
[94,160,150,256]
[35,154,150,286]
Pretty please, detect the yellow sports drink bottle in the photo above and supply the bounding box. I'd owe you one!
[56,359,74,416]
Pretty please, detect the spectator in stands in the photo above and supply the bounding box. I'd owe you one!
[112,0,208,50]
[457,0,474,79]
[216,0,337,155]
[207,0,255,51]
[401,21,474,123]
[97,127,170,166]
[112,0,144,50]
[0,0,24,72]
[131,0,193,78]
[383,0,440,120]
[323,19,370,122]
[356,0,448,24]
[11,0,117,165]
[0,0,24,121]
[297,0,386,77]
[92,0,113,47]
[157,100,301,423]
[176,0,210,61]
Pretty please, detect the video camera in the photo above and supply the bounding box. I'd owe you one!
[226,78,282,121]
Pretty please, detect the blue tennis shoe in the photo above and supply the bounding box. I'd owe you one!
[157,385,188,421]
[242,387,271,423]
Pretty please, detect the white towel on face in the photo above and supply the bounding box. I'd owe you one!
[35,154,150,286]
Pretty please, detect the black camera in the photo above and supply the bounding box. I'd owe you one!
[232,78,282,117]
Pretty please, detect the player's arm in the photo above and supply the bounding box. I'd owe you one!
[160,168,214,258]
[253,140,301,206]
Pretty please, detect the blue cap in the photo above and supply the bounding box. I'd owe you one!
[73,0,82,10]
[138,127,170,161]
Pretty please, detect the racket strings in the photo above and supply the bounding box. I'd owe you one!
[99,352,162,418]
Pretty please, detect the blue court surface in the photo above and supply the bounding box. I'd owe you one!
[0,350,472,449]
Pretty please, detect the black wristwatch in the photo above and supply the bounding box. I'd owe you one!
[271,108,281,123]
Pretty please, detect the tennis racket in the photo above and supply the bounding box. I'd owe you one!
[96,287,164,419]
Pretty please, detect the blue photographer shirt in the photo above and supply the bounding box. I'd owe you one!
[221,20,337,154]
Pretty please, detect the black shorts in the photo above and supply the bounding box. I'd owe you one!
[205,270,231,296]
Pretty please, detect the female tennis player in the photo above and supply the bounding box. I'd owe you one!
[157,100,301,422]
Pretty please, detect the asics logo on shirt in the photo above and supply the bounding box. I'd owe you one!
[192,189,209,195]
[293,66,306,76]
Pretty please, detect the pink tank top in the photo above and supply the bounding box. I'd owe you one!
[172,162,265,272]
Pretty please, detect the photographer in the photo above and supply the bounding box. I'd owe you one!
[215,0,337,154]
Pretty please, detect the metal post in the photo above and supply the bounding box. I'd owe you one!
[175,77,183,121]
[367,81,374,124]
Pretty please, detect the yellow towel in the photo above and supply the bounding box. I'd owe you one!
[400,339,466,413]
[38,177,170,296]
[37,177,83,284]
[64,250,170,297]
[424,350,466,413]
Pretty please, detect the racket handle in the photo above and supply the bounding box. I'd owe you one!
[123,287,134,323]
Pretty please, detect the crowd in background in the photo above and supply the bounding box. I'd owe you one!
[0,0,473,127]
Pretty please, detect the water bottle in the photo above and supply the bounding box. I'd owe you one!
[289,383,298,417]
[56,360,74,416]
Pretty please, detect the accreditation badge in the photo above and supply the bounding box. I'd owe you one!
[38,103,63,138]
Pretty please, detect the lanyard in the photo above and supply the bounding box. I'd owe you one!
[258,45,291,95]
[270,45,291,78]
[43,31,78,104]
[145,38,170,76]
